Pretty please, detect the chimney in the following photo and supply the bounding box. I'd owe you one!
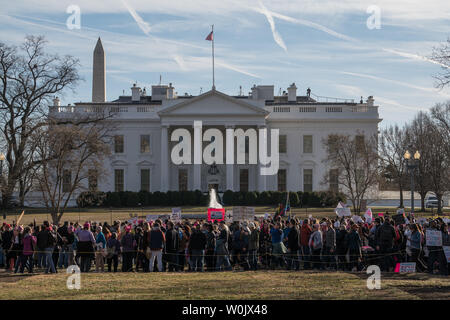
[131,83,141,102]
[251,85,258,100]
[367,96,374,106]
[287,83,297,102]
[92,37,106,102]
[167,83,176,99]
[53,97,60,107]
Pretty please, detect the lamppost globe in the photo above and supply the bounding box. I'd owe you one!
[414,150,420,160]
[403,150,411,160]
[0,153,5,161]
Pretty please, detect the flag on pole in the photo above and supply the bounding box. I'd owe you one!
[205,31,213,41]
[280,192,290,217]
[205,25,215,90]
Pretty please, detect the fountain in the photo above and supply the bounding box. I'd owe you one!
[207,188,225,221]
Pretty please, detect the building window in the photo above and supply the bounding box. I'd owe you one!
[62,170,71,193]
[279,135,287,153]
[114,169,124,192]
[329,169,338,192]
[356,135,365,153]
[240,169,249,192]
[303,169,313,192]
[114,135,124,153]
[303,135,313,153]
[88,169,98,191]
[140,135,150,153]
[179,169,188,191]
[140,169,150,192]
[278,169,287,191]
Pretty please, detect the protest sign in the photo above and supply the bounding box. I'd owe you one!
[426,230,442,246]
[264,213,270,220]
[171,208,182,223]
[444,246,450,263]
[208,208,225,222]
[233,207,254,221]
[351,215,363,223]
[335,202,351,217]
[225,210,233,224]
[244,207,255,220]
[146,215,159,222]
[394,262,416,273]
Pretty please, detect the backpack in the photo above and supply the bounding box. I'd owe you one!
[47,231,56,248]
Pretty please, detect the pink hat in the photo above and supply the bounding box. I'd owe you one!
[125,225,132,232]
[84,222,90,229]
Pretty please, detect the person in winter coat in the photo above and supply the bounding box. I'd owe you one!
[345,224,362,271]
[309,224,323,270]
[205,224,217,272]
[248,222,260,271]
[270,222,287,269]
[19,227,36,273]
[1,224,13,271]
[300,220,312,270]
[189,224,207,272]
[322,221,336,270]
[165,221,179,272]
[286,219,300,271]
[106,232,121,272]
[76,223,95,273]
[148,222,165,272]
[376,217,396,271]
[216,222,231,271]
[95,226,106,272]
[121,225,136,272]
[336,223,348,271]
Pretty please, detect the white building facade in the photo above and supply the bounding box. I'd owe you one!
[49,39,381,195]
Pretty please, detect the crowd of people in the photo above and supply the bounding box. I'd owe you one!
[0,211,449,275]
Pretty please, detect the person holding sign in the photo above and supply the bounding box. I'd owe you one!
[426,220,447,275]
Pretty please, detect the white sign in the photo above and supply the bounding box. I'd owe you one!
[426,230,442,246]
[336,207,351,217]
[233,207,254,221]
[171,208,182,223]
[225,210,233,224]
[351,215,363,223]
[396,262,416,273]
[146,215,159,222]
[264,213,270,220]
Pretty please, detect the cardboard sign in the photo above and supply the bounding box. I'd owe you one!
[395,262,416,273]
[426,230,443,246]
[208,208,225,222]
[171,208,182,223]
[225,210,233,224]
[444,246,450,263]
[232,207,254,221]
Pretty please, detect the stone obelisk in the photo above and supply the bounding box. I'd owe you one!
[92,37,106,102]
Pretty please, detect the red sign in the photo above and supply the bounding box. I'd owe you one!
[207,208,225,222]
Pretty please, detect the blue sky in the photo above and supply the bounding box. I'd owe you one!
[1,0,450,127]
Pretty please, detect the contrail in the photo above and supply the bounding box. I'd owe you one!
[216,60,262,78]
[383,48,450,69]
[120,0,151,35]
[258,0,287,52]
[339,71,450,98]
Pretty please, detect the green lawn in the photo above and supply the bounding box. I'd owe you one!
[0,271,448,300]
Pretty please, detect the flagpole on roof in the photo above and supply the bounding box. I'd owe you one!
[212,24,215,90]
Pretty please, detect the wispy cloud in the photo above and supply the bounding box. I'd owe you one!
[257,0,287,52]
[383,48,450,69]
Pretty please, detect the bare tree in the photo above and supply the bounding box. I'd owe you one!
[404,112,434,212]
[0,36,80,209]
[322,133,380,215]
[431,38,450,89]
[379,125,408,208]
[35,117,112,224]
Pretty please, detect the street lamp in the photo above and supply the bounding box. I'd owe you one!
[404,149,420,214]
[0,152,4,176]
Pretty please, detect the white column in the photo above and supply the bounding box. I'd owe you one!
[193,122,202,191]
[160,125,169,191]
[257,124,267,191]
[226,125,234,191]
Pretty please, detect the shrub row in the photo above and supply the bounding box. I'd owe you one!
[77,190,346,208]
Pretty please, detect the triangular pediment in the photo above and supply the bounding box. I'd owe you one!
[158,90,269,116]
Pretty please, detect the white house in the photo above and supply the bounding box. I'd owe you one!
[49,38,382,196]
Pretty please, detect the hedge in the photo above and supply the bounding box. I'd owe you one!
[77,190,346,208]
